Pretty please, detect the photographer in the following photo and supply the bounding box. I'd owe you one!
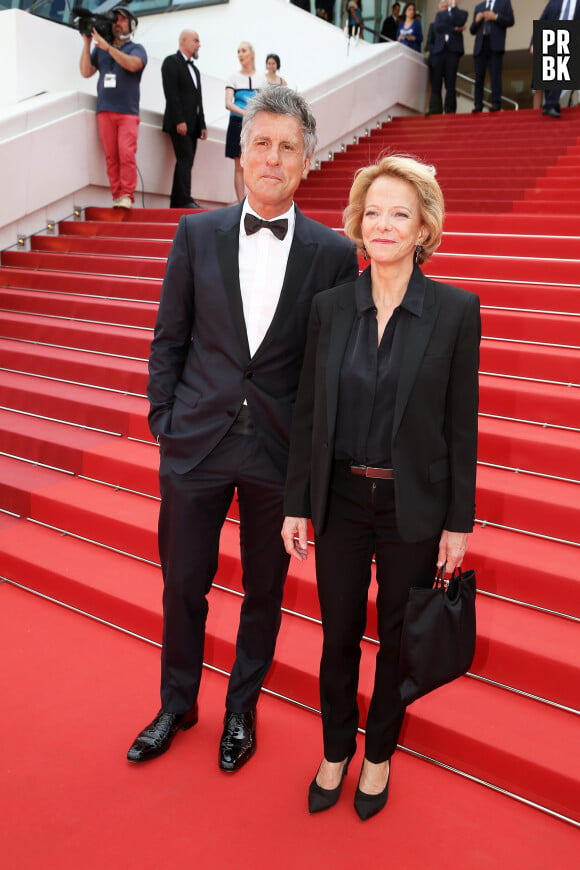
[79,7,147,208]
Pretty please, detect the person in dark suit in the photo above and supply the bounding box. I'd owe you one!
[126,87,359,771]
[380,2,401,42]
[428,0,469,114]
[424,1,446,113]
[162,30,207,209]
[532,0,580,118]
[282,154,481,820]
[470,0,514,112]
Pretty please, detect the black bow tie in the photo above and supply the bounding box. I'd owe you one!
[244,213,288,240]
[186,58,194,66]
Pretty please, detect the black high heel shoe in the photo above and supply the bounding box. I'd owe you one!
[354,758,391,821]
[308,746,356,814]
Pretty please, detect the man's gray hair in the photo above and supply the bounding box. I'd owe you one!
[240,87,318,159]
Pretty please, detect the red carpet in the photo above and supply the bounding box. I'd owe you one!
[0,107,579,829]
[2,582,578,870]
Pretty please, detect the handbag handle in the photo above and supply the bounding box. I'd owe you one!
[434,564,448,589]
[435,565,467,604]
[434,564,463,590]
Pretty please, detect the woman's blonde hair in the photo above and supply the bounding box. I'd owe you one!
[238,41,255,61]
[343,153,445,265]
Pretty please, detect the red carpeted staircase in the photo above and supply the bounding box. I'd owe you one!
[1,108,579,827]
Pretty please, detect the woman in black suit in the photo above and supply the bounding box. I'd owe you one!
[282,155,480,820]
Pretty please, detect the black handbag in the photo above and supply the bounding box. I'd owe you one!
[398,566,477,705]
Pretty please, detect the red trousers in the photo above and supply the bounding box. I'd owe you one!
[96,111,140,201]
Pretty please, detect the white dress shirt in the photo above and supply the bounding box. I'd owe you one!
[180,52,198,87]
[238,199,296,358]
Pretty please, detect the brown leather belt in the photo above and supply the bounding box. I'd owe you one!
[229,404,255,436]
[349,464,394,480]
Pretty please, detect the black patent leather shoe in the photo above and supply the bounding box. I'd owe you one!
[354,758,391,821]
[126,706,198,762]
[218,709,256,772]
[308,746,356,814]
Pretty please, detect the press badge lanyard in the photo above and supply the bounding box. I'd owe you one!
[103,43,126,88]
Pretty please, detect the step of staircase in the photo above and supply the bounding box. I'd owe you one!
[1,250,166,280]
[0,370,150,440]
[0,286,157,328]
[479,373,580,428]
[59,219,178,239]
[481,309,579,346]
[0,338,147,394]
[30,233,172,260]
[0,311,152,358]
[425,252,580,287]
[0,266,161,302]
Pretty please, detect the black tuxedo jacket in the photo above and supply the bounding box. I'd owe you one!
[431,6,469,55]
[470,0,514,54]
[284,267,481,542]
[148,204,359,477]
[380,14,399,41]
[161,52,206,137]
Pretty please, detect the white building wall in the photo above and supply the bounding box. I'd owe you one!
[0,1,428,249]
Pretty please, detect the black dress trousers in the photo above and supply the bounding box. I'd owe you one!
[158,428,290,714]
[168,132,198,208]
[314,463,439,763]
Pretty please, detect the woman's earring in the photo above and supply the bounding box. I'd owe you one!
[362,245,368,261]
[414,244,422,264]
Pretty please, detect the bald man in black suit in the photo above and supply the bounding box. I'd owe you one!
[162,30,207,208]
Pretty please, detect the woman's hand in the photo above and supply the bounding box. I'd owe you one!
[281,517,309,561]
[437,530,469,574]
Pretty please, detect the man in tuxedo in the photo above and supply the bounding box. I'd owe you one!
[162,30,207,209]
[126,87,359,770]
[532,0,580,118]
[380,3,401,42]
[470,0,514,112]
[428,0,468,114]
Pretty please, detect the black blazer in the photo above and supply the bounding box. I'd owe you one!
[470,0,514,55]
[284,267,481,542]
[431,6,469,55]
[161,52,206,137]
[148,204,359,477]
[380,14,399,42]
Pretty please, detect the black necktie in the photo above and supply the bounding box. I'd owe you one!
[244,213,288,241]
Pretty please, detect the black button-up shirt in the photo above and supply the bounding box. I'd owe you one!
[334,267,423,467]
